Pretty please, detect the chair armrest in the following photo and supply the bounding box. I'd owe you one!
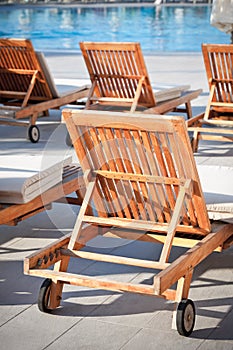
[186,112,204,127]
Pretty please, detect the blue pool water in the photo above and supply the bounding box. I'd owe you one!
[0,5,230,53]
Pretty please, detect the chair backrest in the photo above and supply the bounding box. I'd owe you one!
[0,38,58,103]
[35,51,59,98]
[202,43,233,105]
[63,109,211,236]
[80,42,156,108]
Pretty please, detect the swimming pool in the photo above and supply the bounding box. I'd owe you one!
[0,5,230,53]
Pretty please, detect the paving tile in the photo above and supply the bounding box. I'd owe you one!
[120,327,203,350]
[110,239,163,260]
[146,308,176,330]
[201,308,233,343]
[86,292,163,328]
[197,340,233,350]
[0,224,24,246]
[0,304,32,328]
[0,259,41,326]
[46,318,140,350]
[0,304,83,350]
[52,283,115,318]
[0,260,40,305]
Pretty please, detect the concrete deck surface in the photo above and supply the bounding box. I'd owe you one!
[0,53,233,350]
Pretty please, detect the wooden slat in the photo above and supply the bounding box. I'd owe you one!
[95,170,186,185]
[96,127,126,218]
[139,131,165,222]
[103,128,133,218]
[62,249,170,270]
[166,131,196,226]
[27,268,157,296]
[114,128,140,219]
[82,215,209,235]
[102,228,223,251]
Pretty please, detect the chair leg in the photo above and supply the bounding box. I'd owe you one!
[172,270,193,330]
[185,101,192,119]
[48,256,70,309]
[191,129,199,152]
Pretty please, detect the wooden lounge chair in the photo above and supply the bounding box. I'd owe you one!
[188,43,233,152]
[0,163,85,226]
[79,42,202,118]
[0,38,89,142]
[24,109,233,336]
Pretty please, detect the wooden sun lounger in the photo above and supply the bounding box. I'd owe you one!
[80,42,202,118]
[0,38,89,142]
[188,43,233,152]
[0,164,85,226]
[24,109,233,337]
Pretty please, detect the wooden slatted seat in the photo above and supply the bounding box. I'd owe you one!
[24,109,233,336]
[80,42,202,117]
[188,43,233,152]
[0,38,89,142]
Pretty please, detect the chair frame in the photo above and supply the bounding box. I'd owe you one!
[0,38,89,142]
[80,42,202,118]
[188,43,233,152]
[24,109,233,336]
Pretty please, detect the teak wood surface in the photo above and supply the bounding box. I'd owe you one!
[80,42,201,118]
[24,110,233,323]
[188,43,233,151]
[0,38,89,129]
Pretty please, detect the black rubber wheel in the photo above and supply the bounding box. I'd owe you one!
[28,125,40,143]
[38,278,52,313]
[176,299,196,337]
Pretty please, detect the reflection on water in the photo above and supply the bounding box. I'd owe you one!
[0,6,230,52]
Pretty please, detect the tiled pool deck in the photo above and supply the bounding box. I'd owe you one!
[0,53,233,350]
